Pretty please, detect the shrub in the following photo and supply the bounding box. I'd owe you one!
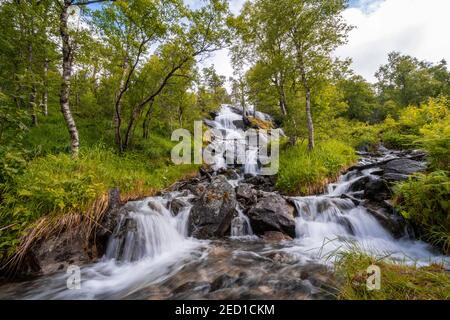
[276,139,357,195]
[394,171,450,253]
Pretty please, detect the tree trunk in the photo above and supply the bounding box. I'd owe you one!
[304,86,314,151]
[60,1,80,158]
[178,106,183,127]
[28,42,38,126]
[42,58,49,116]
[114,55,129,152]
[142,101,154,139]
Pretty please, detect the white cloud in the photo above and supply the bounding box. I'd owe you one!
[336,0,450,82]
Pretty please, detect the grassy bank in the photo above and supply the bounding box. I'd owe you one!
[334,251,450,300]
[275,139,357,195]
[0,145,199,259]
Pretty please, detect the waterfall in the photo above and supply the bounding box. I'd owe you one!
[2,104,447,300]
[289,165,443,265]
[231,207,253,238]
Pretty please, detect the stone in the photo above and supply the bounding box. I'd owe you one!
[188,175,238,239]
[247,193,296,238]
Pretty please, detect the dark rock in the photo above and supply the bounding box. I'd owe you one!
[169,198,187,216]
[364,178,391,202]
[236,183,257,205]
[188,175,238,239]
[381,158,426,176]
[217,168,240,180]
[348,176,371,192]
[185,181,209,197]
[209,111,218,119]
[247,193,296,238]
[244,175,276,191]
[232,119,246,130]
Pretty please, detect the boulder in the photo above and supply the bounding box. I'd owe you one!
[188,175,238,239]
[236,183,257,205]
[247,193,296,238]
[363,178,391,202]
[381,159,426,177]
[169,198,188,216]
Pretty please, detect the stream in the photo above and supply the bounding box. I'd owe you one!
[0,105,447,300]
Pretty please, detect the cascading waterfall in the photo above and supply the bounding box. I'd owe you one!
[1,104,447,300]
[231,207,254,237]
[289,164,444,265]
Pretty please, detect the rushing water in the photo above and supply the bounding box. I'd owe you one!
[0,105,447,300]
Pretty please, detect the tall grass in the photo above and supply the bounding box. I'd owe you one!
[276,139,357,195]
[334,250,450,300]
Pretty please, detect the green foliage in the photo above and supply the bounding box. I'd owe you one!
[276,139,356,194]
[376,52,450,113]
[334,251,450,300]
[380,97,450,155]
[394,171,450,253]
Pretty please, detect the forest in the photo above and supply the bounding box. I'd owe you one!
[0,0,449,300]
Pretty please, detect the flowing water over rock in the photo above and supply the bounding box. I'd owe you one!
[0,105,447,300]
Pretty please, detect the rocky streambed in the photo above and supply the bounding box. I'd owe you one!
[0,105,447,300]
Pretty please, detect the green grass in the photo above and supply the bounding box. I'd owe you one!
[276,139,357,195]
[334,251,450,300]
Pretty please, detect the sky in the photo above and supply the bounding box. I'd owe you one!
[194,0,450,85]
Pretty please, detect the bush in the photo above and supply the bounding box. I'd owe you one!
[418,117,450,170]
[394,171,450,253]
[276,139,357,195]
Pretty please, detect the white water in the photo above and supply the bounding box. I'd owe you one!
[288,163,447,266]
[20,193,206,299]
[231,207,254,238]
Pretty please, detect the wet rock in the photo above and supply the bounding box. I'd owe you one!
[244,175,276,191]
[381,158,426,177]
[209,111,218,119]
[262,231,293,242]
[236,183,257,205]
[217,168,240,180]
[247,193,296,238]
[364,178,391,202]
[348,176,371,192]
[185,181,209,197]
[169,198,187,216]
[188,175,238,239]
[364,201,409,238]
[232,119,246,130]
